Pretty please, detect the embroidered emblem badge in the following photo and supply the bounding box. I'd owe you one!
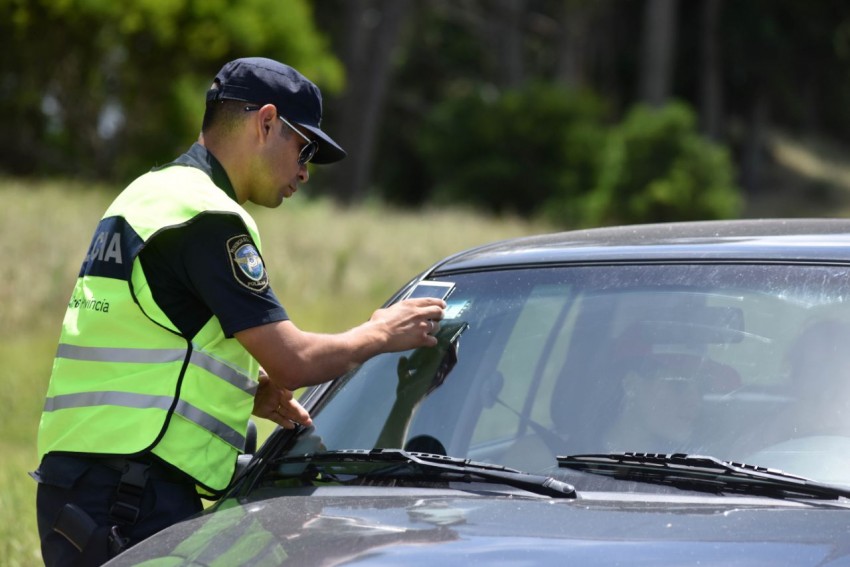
[227,235,269,292]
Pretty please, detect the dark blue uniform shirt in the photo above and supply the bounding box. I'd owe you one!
[142,143,288,338]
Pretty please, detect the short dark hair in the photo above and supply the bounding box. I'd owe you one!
[202,85,293,141]
[202,93,246,135]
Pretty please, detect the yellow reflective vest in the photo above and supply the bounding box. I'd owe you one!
[38,165,262,493]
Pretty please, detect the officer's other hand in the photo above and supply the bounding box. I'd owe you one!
[253,368,313,429]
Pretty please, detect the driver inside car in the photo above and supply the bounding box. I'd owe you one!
[602,352,710,454]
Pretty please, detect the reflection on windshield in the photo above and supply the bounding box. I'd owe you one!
[306,265,850,487]
[374,321,468,450]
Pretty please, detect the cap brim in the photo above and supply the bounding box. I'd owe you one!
[298,123,346,164]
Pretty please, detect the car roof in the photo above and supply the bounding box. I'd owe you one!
[431,218,850,274]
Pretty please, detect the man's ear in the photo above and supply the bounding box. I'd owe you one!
[254,103,278,140]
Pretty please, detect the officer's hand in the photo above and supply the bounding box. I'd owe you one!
[253,368,313,429]
[370,298,445,351]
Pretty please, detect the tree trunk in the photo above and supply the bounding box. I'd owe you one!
[555,0,592,87]
[493,0,526,88]
[328,0,413,204]
[639,0,678,107]
[699,0,723,140]
[741,93,769,194]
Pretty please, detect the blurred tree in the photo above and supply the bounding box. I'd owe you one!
[712,0,850,193]
[0,0,343,182]
[554,0,606,89]
[493,0,527,88]
[587,102,742,226]
[418,82,609,222]
[320,0,413,204]
[698,0,723,140]
[4,0,850,222]
[364,0,630,207]
[640,0,678,107]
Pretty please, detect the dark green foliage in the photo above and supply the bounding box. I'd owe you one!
[418,83,609,220]
[0,0,342,181]
[1,0,836,222]
[585,102,742,226]
[417,85,741,227]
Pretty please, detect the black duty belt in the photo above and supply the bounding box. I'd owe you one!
[52,453,194,559]
[97,455,193,485]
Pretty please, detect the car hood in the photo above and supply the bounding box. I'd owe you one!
[106,486,850,566]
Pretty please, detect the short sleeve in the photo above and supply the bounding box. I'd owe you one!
[139,213,288,339]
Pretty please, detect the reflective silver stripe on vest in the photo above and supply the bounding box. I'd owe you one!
[56,344,257,395]
[188,350,257,395]
[43,391,246,449]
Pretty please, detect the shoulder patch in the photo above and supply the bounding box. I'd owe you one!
[227,234,269,292]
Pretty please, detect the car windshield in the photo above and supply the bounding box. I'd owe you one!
[301,264,850,488]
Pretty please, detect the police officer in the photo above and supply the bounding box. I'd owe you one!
[33,57,445,566]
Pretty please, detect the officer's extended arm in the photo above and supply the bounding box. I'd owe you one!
[235,298,445,391]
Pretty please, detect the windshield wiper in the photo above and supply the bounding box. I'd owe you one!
[272,448,576,499]
[557,453,850,500]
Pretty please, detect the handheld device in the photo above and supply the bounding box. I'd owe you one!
[404,281,456,301]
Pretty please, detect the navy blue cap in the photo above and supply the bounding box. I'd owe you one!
[207,57,346,164]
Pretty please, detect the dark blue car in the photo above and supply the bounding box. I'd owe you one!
[107,219,850,566]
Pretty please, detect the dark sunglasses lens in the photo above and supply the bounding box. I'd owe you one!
[299,141,318,165]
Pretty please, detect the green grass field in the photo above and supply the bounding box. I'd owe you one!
[0,177,553,566]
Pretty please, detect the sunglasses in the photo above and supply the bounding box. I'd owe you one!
[244,106,318,166]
